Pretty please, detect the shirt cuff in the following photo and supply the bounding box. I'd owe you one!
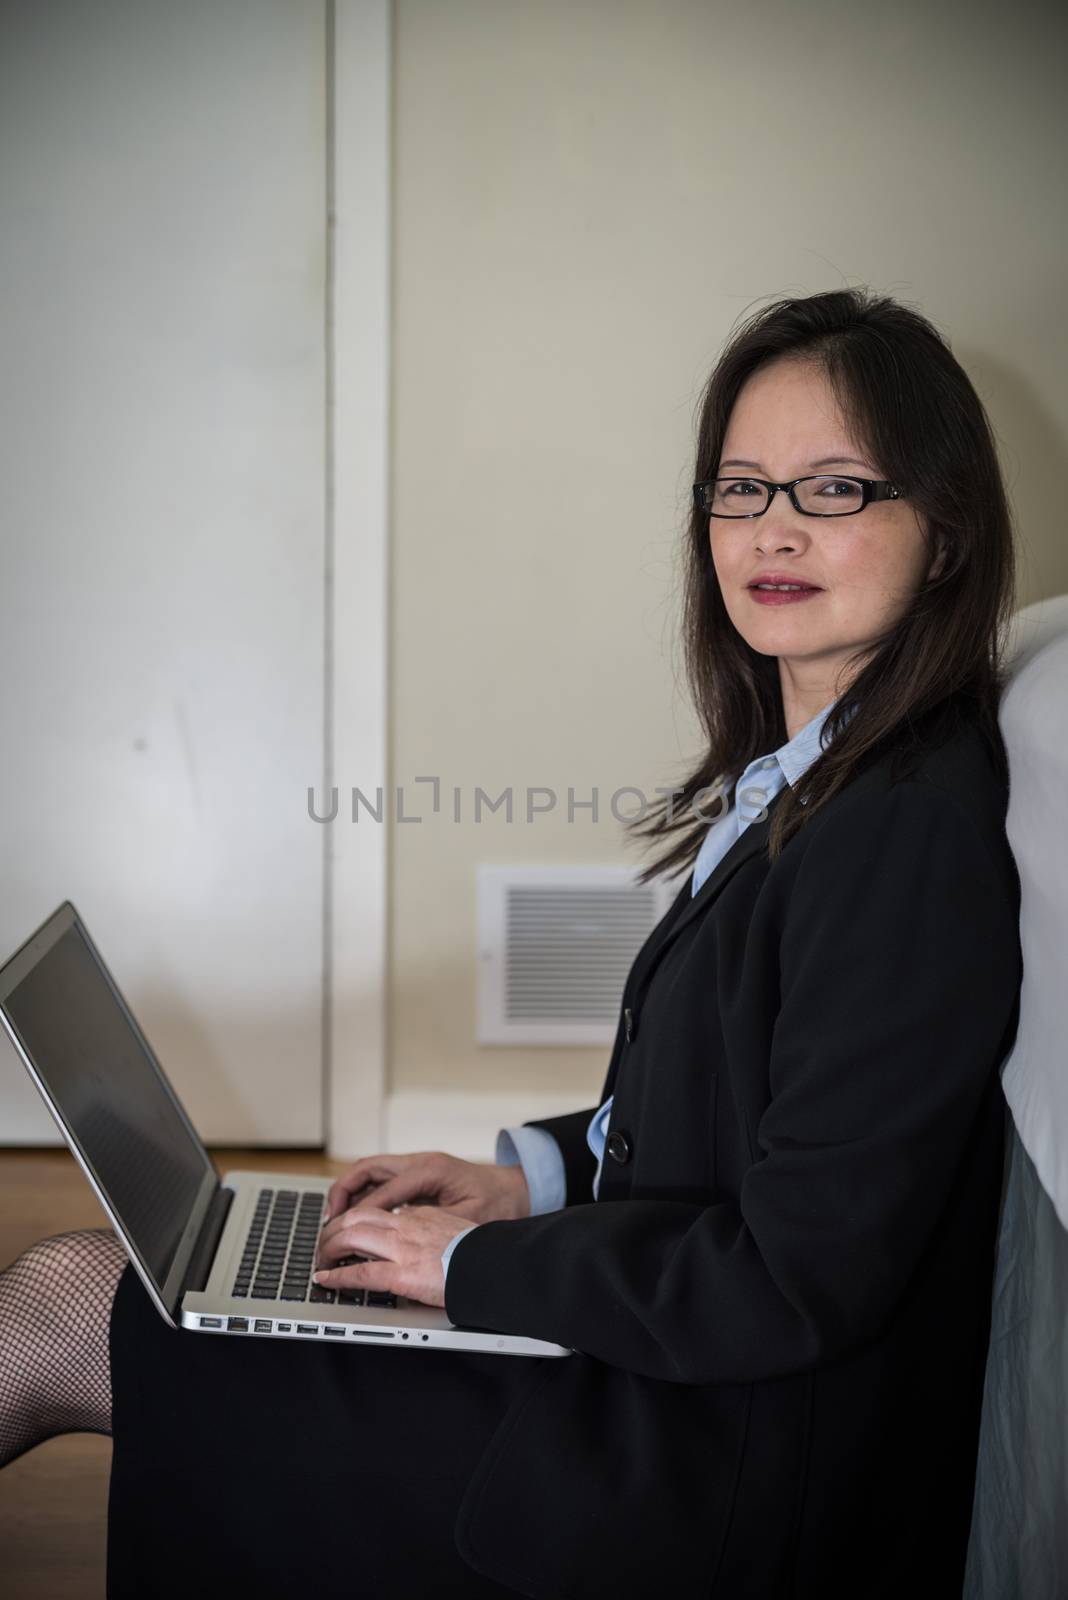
[440,1223,479,1284]
[495,1124,567,1214]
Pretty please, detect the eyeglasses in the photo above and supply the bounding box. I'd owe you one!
[693,475,902,518]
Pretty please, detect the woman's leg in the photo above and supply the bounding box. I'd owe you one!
[2,1228,533,1596]
[0,1226,127,1467]
[107,1258,540,1599]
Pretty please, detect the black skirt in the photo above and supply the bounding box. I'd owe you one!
[106,1262,544,1598]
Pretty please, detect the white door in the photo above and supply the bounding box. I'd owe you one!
[0,0,328,1143]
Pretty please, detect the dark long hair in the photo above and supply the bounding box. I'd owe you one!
[628,287,1018,883]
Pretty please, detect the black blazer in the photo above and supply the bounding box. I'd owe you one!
[444,713,1023,1600]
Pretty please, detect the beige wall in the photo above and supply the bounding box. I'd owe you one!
[387,0,1068,1113]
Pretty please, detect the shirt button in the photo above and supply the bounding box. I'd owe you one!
[761,757,776,769]
[606,1129,633,1165]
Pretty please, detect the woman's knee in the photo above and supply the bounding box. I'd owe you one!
[8,1228,126,1331]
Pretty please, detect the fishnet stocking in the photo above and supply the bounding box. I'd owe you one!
[0,1226,127,1468]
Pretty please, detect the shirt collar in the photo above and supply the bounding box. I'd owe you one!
[734,695,852,801]
[775,697,845,789]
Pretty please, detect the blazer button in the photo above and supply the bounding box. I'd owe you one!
[606,1129,633,1165]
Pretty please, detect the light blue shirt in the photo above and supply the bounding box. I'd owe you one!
[441,696,845,1282]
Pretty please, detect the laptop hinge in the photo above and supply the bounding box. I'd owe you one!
[182,1183,235,1294]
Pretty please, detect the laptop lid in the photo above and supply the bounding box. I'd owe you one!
[0,901,220,1324]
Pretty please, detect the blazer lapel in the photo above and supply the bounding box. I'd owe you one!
[600,788,789,1105]
[628,784,790,1008]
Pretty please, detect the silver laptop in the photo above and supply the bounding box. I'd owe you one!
[0,901,571,1358]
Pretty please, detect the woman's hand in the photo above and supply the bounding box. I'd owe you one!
[323,1150,531,1227]
[314,1204,477,1309]
[315,1151,531,1308]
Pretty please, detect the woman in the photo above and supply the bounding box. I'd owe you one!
[0,287,1023,1599]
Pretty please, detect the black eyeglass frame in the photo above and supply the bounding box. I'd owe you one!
[693,476,902,519]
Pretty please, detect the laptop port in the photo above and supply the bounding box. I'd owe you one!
[324,1326,345,1337]
[253,1319,273,1333]
[200,1317,222,1329]
[296,1323,319,1335]
[227,1317,249,1332]
[277,1322,292,1332]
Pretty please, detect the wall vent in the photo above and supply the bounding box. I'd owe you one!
[477,865,680,1046]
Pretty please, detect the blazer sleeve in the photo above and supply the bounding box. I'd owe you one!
[443,780,1022,1385]
[517,1107,601,1208]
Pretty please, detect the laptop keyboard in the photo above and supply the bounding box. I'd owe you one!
[229,1187,398,1310]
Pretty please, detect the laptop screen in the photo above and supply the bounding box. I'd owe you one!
[1,915,214,1290]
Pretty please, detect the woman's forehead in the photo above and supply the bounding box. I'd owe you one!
[723,361,869,466]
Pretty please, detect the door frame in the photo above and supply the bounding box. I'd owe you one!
[324,0,390,1159]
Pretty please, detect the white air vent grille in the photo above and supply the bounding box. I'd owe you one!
[477,865,679,1045]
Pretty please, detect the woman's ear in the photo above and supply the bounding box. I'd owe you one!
[926,540,947,583]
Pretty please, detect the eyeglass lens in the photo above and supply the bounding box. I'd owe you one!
[711,476,864,516]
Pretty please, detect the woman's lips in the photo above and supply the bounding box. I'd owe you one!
[746,585,823,606]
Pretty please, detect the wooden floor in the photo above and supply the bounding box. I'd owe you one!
[0,1145,344,1599]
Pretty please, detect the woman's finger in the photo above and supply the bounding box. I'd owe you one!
[317,1208,397,1266]
[324,1155,411,1222]
[315,1257,399,1296]
[347,1167,443,1215]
